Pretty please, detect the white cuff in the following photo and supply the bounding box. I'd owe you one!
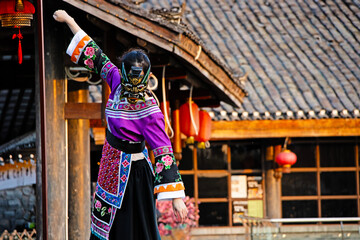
[66,30,88,56]
[157,190,185,201]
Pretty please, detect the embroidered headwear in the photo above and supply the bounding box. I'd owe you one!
[119,49,151,104]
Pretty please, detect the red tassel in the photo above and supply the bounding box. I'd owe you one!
[12,29,23,64]
[18,38,23,64]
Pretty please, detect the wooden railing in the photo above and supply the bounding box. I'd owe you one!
[0,229,36,240]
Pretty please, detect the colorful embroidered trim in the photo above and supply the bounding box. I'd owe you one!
[106,98,157,111]
[117,153,132,209]
[91,227,108,240]
[142,147,155,176]
[154,182,185,194]
[95,183,121,208]
[100,61,115,81]
[153,146,173,158]
[90,193,118,240]
[71,35,91,63]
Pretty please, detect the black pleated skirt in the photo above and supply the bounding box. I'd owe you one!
[90,159,161,240]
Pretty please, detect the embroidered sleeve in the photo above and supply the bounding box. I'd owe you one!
[66,30,120,90]
[142,113,185,200]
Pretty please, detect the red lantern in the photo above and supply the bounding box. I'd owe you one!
[196,110,212,148]
[275,150,297,173]
[180,101,199,144]
[0,0,35,64]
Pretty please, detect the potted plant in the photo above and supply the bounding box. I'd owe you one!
[157,196,199,240]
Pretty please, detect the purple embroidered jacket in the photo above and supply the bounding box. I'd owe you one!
[66,30,185,240]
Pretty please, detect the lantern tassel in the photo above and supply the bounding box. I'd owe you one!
[12,29,23,64]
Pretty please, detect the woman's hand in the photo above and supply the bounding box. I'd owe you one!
[53,10,72,23]
[172,198,188,223]
[53,10,81,35]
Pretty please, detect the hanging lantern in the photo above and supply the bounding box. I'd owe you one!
[196,110,212,149]
[275,150,297,173]
[0,0,35,64]
[180,101,199,144]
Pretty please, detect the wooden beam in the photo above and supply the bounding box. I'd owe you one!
[211,119,360,140]
[65,103,102,119]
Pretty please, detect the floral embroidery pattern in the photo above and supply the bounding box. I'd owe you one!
[95,199,101,210]
[155,162,164,174]
[154,153,179,185]
[84,58,94,69]
[81,41,99,74]
[175,170,182,182]
[101,53,109,65]
[94,199,111,217]
[162,155,173,169]
[155,174,163,183]
[85,46,95,57]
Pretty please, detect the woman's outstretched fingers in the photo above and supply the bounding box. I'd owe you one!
[180,207,188,223]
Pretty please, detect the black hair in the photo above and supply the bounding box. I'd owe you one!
[117,48,150,74]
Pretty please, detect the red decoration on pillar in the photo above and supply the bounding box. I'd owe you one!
[196,110,212,148]
[275,150,297,173]
[0,0,35,64]
[179,101,199,144]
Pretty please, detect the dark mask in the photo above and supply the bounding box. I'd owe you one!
[120,62,151,104]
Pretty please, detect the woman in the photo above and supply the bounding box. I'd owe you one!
[53,10,188,240]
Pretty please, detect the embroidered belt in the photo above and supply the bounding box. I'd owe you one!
[106,129,145,153]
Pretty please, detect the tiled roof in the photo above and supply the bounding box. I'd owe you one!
[131,0,360,120]
[0,88,36,145]
[0,131,36,154]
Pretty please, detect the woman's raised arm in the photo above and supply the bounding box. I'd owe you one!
[53,10,81,35]
[53,10,120,89]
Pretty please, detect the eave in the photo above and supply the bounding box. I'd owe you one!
[63,0,247,107]
[211,119,360,140]
[64,104,360,139]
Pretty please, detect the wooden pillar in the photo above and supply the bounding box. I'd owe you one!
[35,1,68,238]
[172,99,182,161]
[68,84,91,240]
[171,82,182,161]
[265,145,282,218]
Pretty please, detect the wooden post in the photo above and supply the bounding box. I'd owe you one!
[172,99,182,161]
[171,82,182,161]
[160,101,170,135]
[68,84,91,240]
[35,1,68,238]
[265,145,282,218]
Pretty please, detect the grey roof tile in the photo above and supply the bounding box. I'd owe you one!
[112,0,360,120]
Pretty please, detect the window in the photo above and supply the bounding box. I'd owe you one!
[282,138,360,220]
[178,142,264,227]
[282,172,317,196]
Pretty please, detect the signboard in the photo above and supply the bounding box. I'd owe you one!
[233,200,248,224]
[231,175,247,198]
[248,200,263,218]
[0,162,36,190]
[247,176,263,198]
